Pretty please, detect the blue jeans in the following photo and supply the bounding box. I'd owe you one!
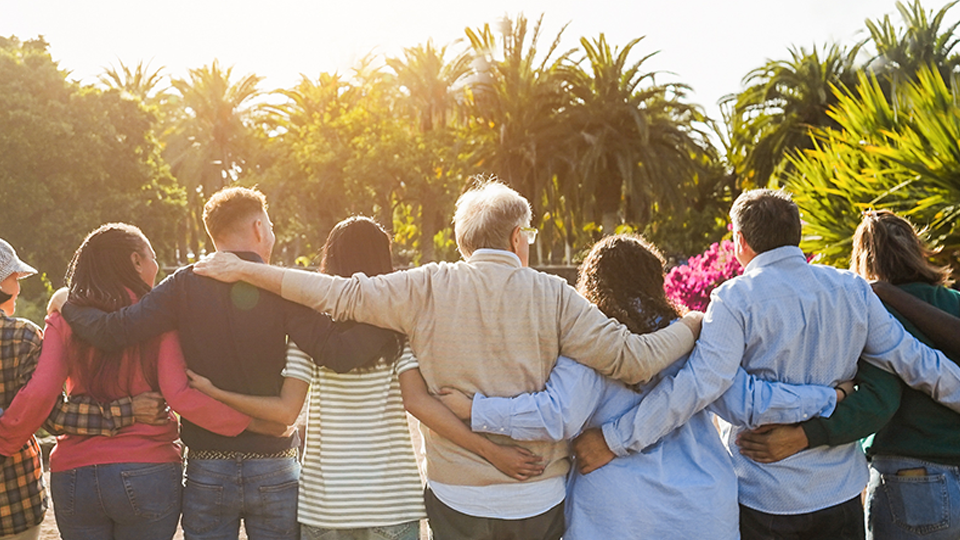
[866,456,960,540]
[50,462,182,540]
[181,457,300,540]
[300,521,419,540]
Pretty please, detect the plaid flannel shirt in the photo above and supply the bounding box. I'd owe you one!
[0,315,47,535]
[0,315,138,536]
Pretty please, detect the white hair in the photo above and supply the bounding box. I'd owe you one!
[454,179,532,257]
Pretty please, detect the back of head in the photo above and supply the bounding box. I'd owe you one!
[454,179,532,257]
[66,223,157,400]
[576,234,680,335]
[67,223,151,312]
[320,216,402,368]
[321,216,394,278]
[730,189,801,254]
[851,209,952,286]
[203,187,268,244]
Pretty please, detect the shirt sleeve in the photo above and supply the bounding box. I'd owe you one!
[0,318,70,456]
[556,285,696,386]
[471,357,606,442]
[156,331,252,436]
[600,295,744,457]
[394,344,419,376]
[283,300,402,374]
[707,367,837,429]
[801,360,902,448]
[859,281,960,412]
[61,273,180,352]
[281,343,316,384]
[281,267,428,335]
[42,394,135,436]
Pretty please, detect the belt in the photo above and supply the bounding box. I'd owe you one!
[188,447,298,461]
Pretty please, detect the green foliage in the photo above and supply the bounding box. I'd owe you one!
[788,67,960,266]
[0,36,183,296]
[723,43,862,189]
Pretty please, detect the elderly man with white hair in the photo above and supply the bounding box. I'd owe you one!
[194,179,703,540]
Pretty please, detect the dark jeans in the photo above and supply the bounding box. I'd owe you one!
[424,488,563,540]
[740,496,865,540]
[181,457,300,540]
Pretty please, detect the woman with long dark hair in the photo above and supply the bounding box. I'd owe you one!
[0,224,269,540]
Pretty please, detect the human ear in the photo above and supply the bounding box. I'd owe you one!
[130,251,143,271]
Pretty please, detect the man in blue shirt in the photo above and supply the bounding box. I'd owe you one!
[586,189,960,539]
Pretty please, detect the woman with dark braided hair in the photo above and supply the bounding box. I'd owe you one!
[439,234,842,539]
[0,224,277,540]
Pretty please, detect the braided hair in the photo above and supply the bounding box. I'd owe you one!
[576,235,681,335]
[65,223,159,400]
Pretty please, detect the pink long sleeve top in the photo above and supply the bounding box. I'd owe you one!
[0,312,252,472]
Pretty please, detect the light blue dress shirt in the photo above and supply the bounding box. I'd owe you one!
[471,352,836,539]
[600,246,960,515]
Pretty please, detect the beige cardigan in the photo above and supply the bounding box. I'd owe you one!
[281,249,695,486]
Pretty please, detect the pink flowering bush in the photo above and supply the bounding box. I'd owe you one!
[664,240,743,312]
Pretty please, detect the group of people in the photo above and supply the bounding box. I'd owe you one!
[0,180,958,540]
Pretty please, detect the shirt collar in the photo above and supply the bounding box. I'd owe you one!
[745,245,806,273]
[468,248,522,267]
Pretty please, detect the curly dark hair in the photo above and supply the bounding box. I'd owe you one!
[576,234,681,335]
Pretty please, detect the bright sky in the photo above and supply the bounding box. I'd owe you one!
[1,0,935,124]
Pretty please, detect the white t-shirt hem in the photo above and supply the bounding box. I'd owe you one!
[428,477,565,520]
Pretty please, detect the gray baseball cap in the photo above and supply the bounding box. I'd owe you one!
[0,239,37,283]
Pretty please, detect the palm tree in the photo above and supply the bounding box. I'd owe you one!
[723,43,862,188]
[562,34,713,233]
[867,0,960,84]
[464,14,574,263]
[387,41,474,261]
[164,60,264,258]
[99,59,168,107]
[387,40,472,133]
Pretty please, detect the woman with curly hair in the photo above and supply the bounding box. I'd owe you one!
[440,234,842,538]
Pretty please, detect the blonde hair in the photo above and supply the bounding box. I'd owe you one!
[454,179,531,257]
[851,210,952,286]
[203,187,268,242]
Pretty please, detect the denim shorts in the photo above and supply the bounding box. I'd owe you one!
[181,456,300,540]
[866,456,960,540]
[51,462,182,540]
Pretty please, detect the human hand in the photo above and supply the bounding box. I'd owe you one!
[836,380,855,403]
[680,311,704,340]
[193,252,247,283]
[186,369,217,397]
[436,387,473,421]
[572,427,616,474]
[736,424,808,463]
[132,391,170,425]
[47,287,69,314]
[484,443,545,481]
